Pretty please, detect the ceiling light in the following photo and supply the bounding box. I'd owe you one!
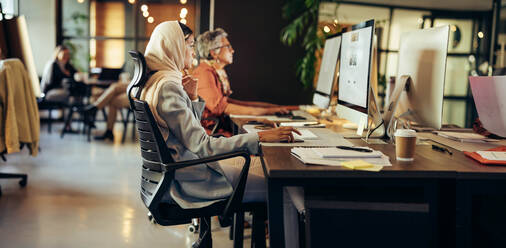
[478,31,484,39]
[77,0,85,3]
[179,12,187,18]
[417,18,423,24]
[141,4,148,12]
[181,8,188,15]
[180,0,187,4]
[450,25,457,32]
[143,11,149,17]
[147,16,154,23]
[323,26,330,33]
[180,18,187,24]
[128,0,135,4]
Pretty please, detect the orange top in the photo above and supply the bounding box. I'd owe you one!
[193,61,232,136]
[194,61,229,116]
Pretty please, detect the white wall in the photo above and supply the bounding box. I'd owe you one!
[19,0,56,76]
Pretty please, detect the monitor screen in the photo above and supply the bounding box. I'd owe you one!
[338,20,374,114]
[313,33,342,109]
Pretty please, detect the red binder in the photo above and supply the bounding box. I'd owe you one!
[464,146,506,165]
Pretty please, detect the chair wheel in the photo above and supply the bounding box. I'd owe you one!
[188,224,199,233]
[19,178,27,187]
[147,212,156,224]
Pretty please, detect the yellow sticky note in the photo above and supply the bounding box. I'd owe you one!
[341,160,374,169]
[341,160,383,172]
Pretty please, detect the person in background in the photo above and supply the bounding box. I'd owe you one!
[41,45,86,103]
[193,28,299,136]
[83,81,130,141]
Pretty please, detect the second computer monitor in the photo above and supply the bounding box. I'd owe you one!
[313,33,342,109]
[336,19,375,127]
[395,25,449,130]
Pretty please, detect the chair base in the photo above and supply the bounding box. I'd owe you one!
[0,172,28,197]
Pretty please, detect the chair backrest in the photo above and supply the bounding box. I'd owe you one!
[127,50,176,215]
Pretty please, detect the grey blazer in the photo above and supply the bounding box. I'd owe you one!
[155,81,259,209]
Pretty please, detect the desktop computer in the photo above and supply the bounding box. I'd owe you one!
[383,25,449,137]
[313,33,342,109]
[336,19,384,139]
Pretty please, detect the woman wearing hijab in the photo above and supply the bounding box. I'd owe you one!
[140,21,299,210]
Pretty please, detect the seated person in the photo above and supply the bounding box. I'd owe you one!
[193,28,298,135]
[141,22,300,245]
[41,45,86,103]
[84,81,130,141]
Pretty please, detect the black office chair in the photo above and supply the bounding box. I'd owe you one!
[127,50,266,248]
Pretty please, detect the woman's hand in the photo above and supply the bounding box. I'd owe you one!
[265,107,291,115]
[182,75,198,101]
[258,127,302,143]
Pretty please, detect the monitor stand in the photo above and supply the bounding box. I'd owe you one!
[363,86,386,143]
[383,75,413,140]
[343,86,386,143]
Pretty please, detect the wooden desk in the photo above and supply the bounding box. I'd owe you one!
[260,140,506,248]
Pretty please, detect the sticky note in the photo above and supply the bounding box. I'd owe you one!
[341,160,383,172]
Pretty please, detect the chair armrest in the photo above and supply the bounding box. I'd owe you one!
[161,148,252,224]
[161,149,250,172]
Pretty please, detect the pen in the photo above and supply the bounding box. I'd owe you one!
[303,123,324,127]
[431,144,453,155]
[336,146,373,153]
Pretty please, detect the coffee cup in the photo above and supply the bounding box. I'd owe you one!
[395,129,417,162]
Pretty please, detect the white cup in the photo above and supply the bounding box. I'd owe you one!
[394,129,417,162]
[73,72,88,83]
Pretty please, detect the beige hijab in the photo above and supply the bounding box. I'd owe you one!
[141,21,186,139]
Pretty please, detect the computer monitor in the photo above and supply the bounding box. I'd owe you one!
[336,20,375,132]
[469,76,506,138]
[313,33,342,109]
[384,25,449,133]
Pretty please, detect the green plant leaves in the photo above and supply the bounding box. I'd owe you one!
[281,0,323,88]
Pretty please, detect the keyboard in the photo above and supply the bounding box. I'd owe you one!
[275,111,306,120]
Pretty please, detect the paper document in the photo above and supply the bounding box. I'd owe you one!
[290,148,391,167]
[293,129,319,140]
[436,131,489,143]
[476,151,506,161]
[312,147,383,158]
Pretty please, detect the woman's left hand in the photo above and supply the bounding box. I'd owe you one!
[182,75,198,101]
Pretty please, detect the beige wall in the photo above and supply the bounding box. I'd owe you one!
[19,0,56,76]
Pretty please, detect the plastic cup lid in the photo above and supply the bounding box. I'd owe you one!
[394,129,416,137]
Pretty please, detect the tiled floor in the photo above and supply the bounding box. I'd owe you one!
[0,123,252,248]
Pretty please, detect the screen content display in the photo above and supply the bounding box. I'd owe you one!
[316,35,341,95]
[338,26,373,109]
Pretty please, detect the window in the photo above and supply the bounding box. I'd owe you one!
[62,0,196,74]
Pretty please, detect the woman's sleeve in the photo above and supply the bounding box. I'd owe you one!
[195,69,229,115]
[157,82,259,157]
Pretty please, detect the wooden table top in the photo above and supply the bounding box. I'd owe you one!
[231,114,506,180]
[261,139,506,180]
